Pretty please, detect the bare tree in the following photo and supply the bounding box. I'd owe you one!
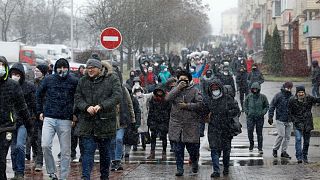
[0,0,18,41]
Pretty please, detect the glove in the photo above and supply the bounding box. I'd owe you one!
[268,118,273,125]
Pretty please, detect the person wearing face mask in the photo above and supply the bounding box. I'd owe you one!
[245,55,254,73]
[31,64,49,171]
[236,66,249,111]
[139,66,157,93]
[147,86,172,160]
[131,85,153,151]
[268,82,293,159]
[126,70,137,88]
[36,58,78,180]
[288,85,320,164]
[74,59,121,179]
[247,63,264,89]
[202,80,240,178]
[165,70,203,176]
[158,65,171,84]
[244,82,269,154]
[187,58,207,88]
[8,63,36,179]
[0,56,30,180]
[219,66,236,96]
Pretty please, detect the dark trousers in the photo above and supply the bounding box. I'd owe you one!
[26,126,38,159]
[211,139,232,173]
[0,132,12,180]
[71,127,81,158]
[199,122,205,137]
[174,141,200,172]
[35,126,43,166]
[150,130,167,151]
[81,136,111,180]
[239,90,248,110]
[247,116,264,150]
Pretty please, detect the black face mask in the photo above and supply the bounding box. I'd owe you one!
[206,73,212,78]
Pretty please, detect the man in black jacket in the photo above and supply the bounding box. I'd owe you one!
[268,82,293,159]
[288,85,320,163]
[9,63,36,179]
[0,56,30,180]
[36,58,78,180]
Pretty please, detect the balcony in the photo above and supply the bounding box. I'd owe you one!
[302,0,320,13]
[303,20,320,38]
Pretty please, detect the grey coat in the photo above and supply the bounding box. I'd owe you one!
[165,83,203,144]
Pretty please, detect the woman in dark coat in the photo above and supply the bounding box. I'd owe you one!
[147,85,171,160]
[203,79,240,178]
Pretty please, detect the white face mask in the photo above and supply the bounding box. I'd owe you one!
[164,68,168,72]
[11,75,20,82]
[154,62,159,66]
[0,66,6,77]
[190,69,195,73]
[223,71,228,76]
[212,89,221,97]
[135,92,142,97]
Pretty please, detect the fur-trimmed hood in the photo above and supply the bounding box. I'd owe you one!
[101,60,113,76]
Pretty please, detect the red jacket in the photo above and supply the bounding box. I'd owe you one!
[246,58,254,73]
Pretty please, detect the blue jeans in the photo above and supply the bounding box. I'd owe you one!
[42,117,72,179]
[247,116,264,150]
[312,84,319,98]
[11,125,27,175]
[295,129,311,161]
[211,142,231,173]
[174,142,200,173]
[110,128,125,161]
[82,136,111,180]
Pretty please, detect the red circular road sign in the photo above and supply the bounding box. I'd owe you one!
[100,27,122,50]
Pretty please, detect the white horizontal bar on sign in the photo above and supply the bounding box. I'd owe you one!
[103,36,119,42]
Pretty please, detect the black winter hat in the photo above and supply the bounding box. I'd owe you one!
[296,85,305,92]
[177,70,192,81]
[55,58,69,68]
[36,64,49,75]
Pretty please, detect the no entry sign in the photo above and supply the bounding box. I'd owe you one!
[100,27,122,50]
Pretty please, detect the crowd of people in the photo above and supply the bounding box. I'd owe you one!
[0,41,320,180]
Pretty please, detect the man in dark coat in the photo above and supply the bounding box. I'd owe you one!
[311,60,320,98]
[165,70,203,176]
[244,82,269,154]
[203,80,240,178]
[288,85,320,163]
[36,58,78,179]
[268,82,293,159]
[0,56,30,180]
[9,63,36,179]
[147,85,171,160]
[247,63,264,88]
[236,65,249,111]
[74,59,122,179]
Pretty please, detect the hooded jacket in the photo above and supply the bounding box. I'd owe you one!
[268,85,293,122]
[147,85,171,133]
[165,81,203,143]
[9,63,36,129]
[74,60,122,138]
[36,58,78,120]
[288,89,320,131]
[203,79,240,149]
[0,57,30,132]
[247,68,264,88]
[244,82,269,118]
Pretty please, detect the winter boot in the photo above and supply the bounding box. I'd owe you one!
[111,160,117,171]
[147,150,155,160]
[116,160,123,170]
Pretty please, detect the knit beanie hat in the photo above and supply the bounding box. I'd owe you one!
[283,81,293,89]
[36,64,49,75]
[86,58,102,69]
[296,85,305,92]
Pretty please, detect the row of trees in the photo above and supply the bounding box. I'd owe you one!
[0,0,75,44]
[84,0,211,70]
[263,25,282,75]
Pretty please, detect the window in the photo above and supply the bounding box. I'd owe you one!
[273,0,281,17]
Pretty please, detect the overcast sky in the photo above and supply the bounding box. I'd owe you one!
[74,0,238,35]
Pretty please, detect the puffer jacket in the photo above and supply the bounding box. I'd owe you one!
[9,63,36,130]
[203,79,240,149]
[36,58,78,120]
[74,61,122,138]
[0,56,30,133]
[244,82,269,118]
[268,87,293,122]
[165,82,203,144]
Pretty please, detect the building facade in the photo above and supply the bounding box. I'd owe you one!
[221,8,239,36]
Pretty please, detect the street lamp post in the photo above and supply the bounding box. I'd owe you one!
[71,0,74,62]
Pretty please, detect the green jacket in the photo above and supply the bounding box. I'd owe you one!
[244,82,269,118]
[74,61,122,138]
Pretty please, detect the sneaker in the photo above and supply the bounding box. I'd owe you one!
[25,154,31,161]
[11,173,24,180]
[111,161,116,171]
[175,169,184,176]
[191,163,199,173]
[297,160,303,164]
[273,150,277,158]
[258,149,264,154]
[249,145,253,152]
[303,159,309,164]
[49,173,58,180]
[34,164,42,171]
[211,172,220,178]
[280,152,291,159]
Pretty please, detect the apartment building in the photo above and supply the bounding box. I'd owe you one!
[221,8,239,35]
